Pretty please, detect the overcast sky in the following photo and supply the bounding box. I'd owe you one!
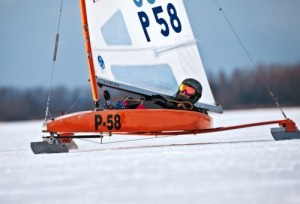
[1,0,300,89]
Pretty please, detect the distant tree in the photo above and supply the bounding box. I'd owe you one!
[209,63,300,109]
[1,64,299,121]
[0,86,93,121]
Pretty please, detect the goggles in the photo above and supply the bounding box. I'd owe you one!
[179,84,196,96]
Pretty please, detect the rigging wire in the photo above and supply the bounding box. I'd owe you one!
[44,0,64,121]
[213,0,287,119]
[64,85,91,115]
[64,94,82,115]
[78,134,182,146]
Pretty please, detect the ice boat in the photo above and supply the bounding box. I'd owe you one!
[31,0,299,154]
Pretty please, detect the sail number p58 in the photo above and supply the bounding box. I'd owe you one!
[134,0,182,42]
[95,114,121,131]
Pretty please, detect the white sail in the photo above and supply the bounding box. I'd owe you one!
[85,0,222,113]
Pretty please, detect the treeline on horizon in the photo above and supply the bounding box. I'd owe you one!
[0,63,299,121]
[210,63,300,109]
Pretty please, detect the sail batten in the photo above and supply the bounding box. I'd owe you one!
[93,38,197,55]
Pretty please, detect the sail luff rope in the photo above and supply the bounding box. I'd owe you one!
[44,0,64,121]
[214,0,287,119]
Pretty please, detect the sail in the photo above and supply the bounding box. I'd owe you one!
[85,0,222,113]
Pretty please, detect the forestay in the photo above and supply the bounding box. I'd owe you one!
[85,0,222,113]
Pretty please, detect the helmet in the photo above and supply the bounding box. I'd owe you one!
[174,78,202,104]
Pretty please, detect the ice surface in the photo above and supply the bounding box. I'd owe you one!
[0,108,300,204]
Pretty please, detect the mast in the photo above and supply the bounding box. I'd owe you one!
[79,0,100,107]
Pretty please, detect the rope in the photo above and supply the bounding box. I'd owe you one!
[44,0,64,120]
[169,100,193,110]
[214,0,287,119]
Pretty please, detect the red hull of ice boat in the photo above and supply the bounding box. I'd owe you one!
[46,109,213,134]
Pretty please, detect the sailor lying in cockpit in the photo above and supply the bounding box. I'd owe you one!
[112,78,207,114]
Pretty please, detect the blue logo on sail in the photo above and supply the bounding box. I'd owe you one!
[98,55,105,69]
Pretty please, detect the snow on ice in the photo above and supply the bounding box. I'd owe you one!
[0,108,300,204]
